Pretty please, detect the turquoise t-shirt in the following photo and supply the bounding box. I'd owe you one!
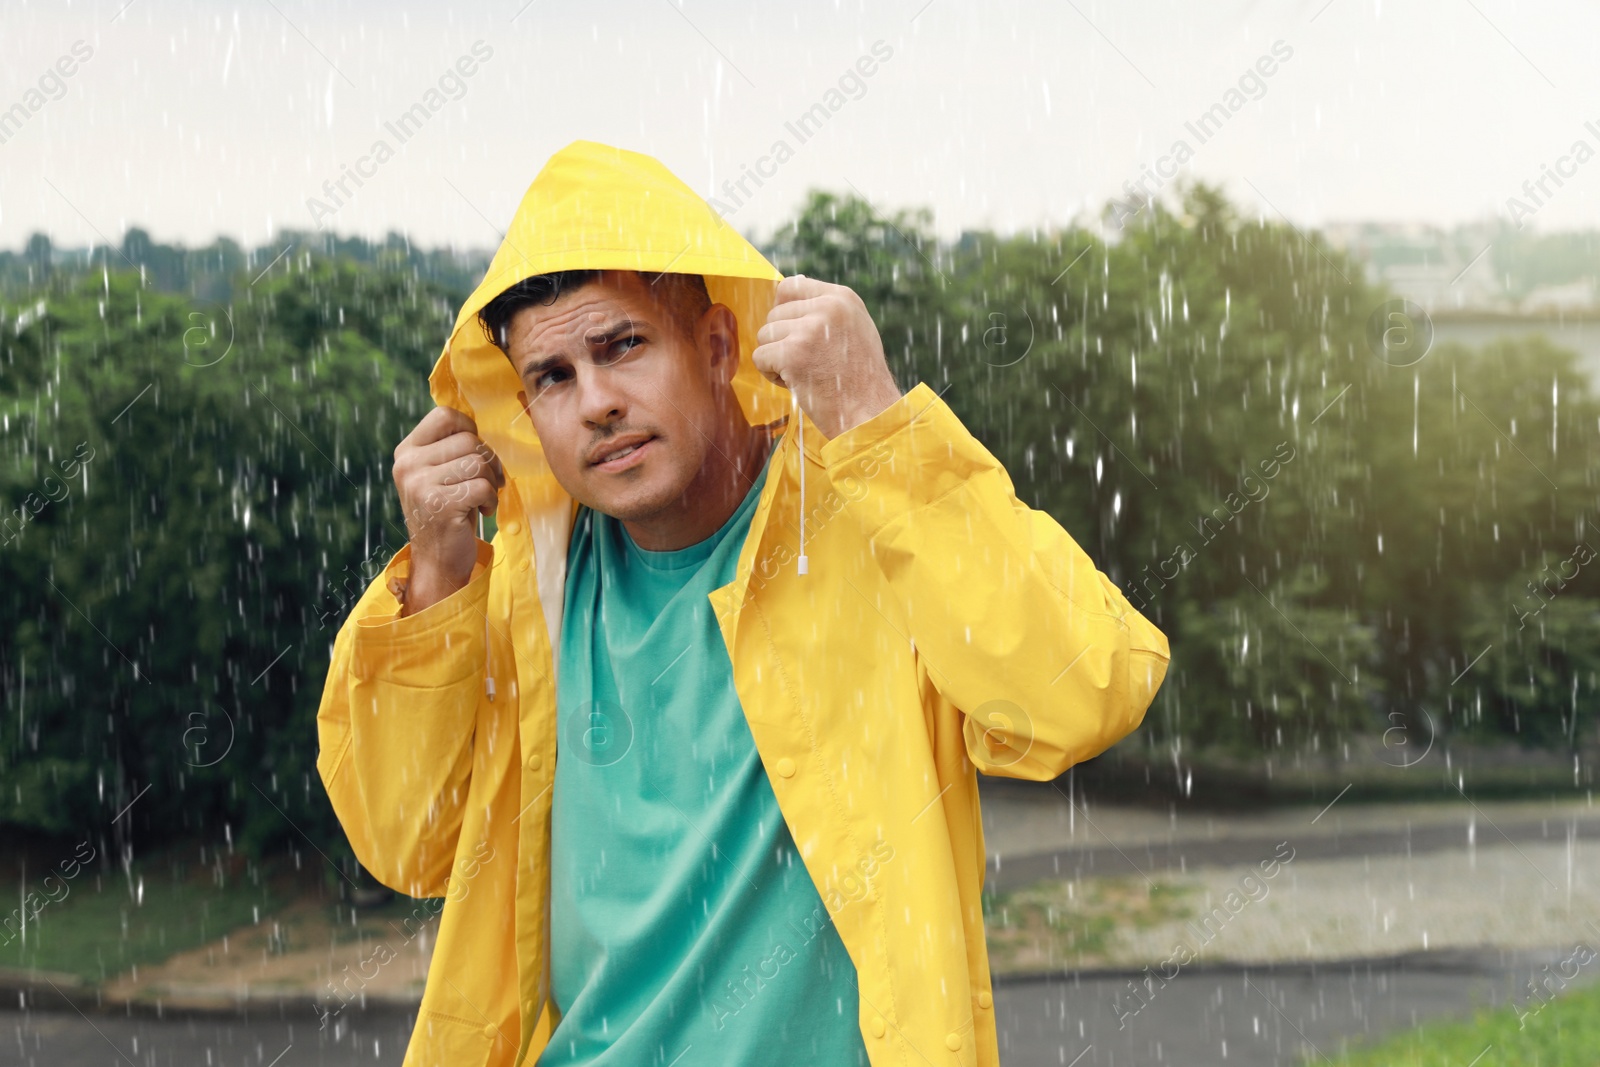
[538,441,869,1066]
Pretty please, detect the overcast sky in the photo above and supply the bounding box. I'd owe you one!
[3,0,1598,253]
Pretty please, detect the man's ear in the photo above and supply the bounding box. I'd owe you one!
[702,303,739,385]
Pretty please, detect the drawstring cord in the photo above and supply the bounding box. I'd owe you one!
[479,511,496,701]
[795,393,808,576]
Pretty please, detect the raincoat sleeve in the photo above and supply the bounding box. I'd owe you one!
[818,382,1170,781]
[316,540,494,897]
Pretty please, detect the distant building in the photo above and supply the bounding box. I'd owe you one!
[1325,221,1600,385]
[1520,279,1597,314]
[1322,220,1512,312]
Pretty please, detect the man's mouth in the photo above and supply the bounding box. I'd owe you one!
[589,435,656,470]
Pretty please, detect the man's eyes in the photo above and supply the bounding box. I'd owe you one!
[531,336,644,391]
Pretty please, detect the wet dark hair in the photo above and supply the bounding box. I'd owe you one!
[476,269,712,358]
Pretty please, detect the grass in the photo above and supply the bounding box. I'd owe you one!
[1322,977,1600,1066]
[982,876,1195,973]
[106,886,442,1005]
[0,845,285,983]
[1,839,451,998]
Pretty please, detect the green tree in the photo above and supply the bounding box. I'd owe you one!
[0,257,455,854]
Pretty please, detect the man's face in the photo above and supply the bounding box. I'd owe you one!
[506,271,739,521]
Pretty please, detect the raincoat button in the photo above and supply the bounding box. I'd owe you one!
[482,1023,498,1040]
[945,1032,962,1051]
[978,990,993,1009]
[776,757,796,777]
[526,752,542,771]
[516,558,531,573]
[523,998,536,1015]
[504,521,522,535]
[870,1016,886,1038]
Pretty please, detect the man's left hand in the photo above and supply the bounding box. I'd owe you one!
[752,275,902,439]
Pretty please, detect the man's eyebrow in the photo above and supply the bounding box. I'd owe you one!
[519,318,643,377]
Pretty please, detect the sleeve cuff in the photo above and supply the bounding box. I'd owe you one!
[349,540,494,686]
[818,381,930,467]
[818,381,995,540]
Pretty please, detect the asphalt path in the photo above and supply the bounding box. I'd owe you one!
[9,817,1595,1066]
[4,1002,414,1066]
[6,948,1584,1067]
[985,815,1600,892]
[992,948,1585,1066]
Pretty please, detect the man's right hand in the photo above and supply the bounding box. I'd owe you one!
[392,407,505,616]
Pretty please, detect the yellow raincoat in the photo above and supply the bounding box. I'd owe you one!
[316,140,1170,1066]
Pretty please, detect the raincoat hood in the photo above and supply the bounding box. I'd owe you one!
[428,139,790,489]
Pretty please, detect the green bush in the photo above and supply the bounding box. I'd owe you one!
[0,258,451,854]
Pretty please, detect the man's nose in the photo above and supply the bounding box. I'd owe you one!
[573,359,626,427]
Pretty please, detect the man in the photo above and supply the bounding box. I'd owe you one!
[317,139,1170,1067]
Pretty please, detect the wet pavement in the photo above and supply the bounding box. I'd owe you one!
[986,812,1600,893]
[994,947,1588,1066]
[6,947,1589,1066]
[9,796,1593,1064]
[4,1002,415,1066]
